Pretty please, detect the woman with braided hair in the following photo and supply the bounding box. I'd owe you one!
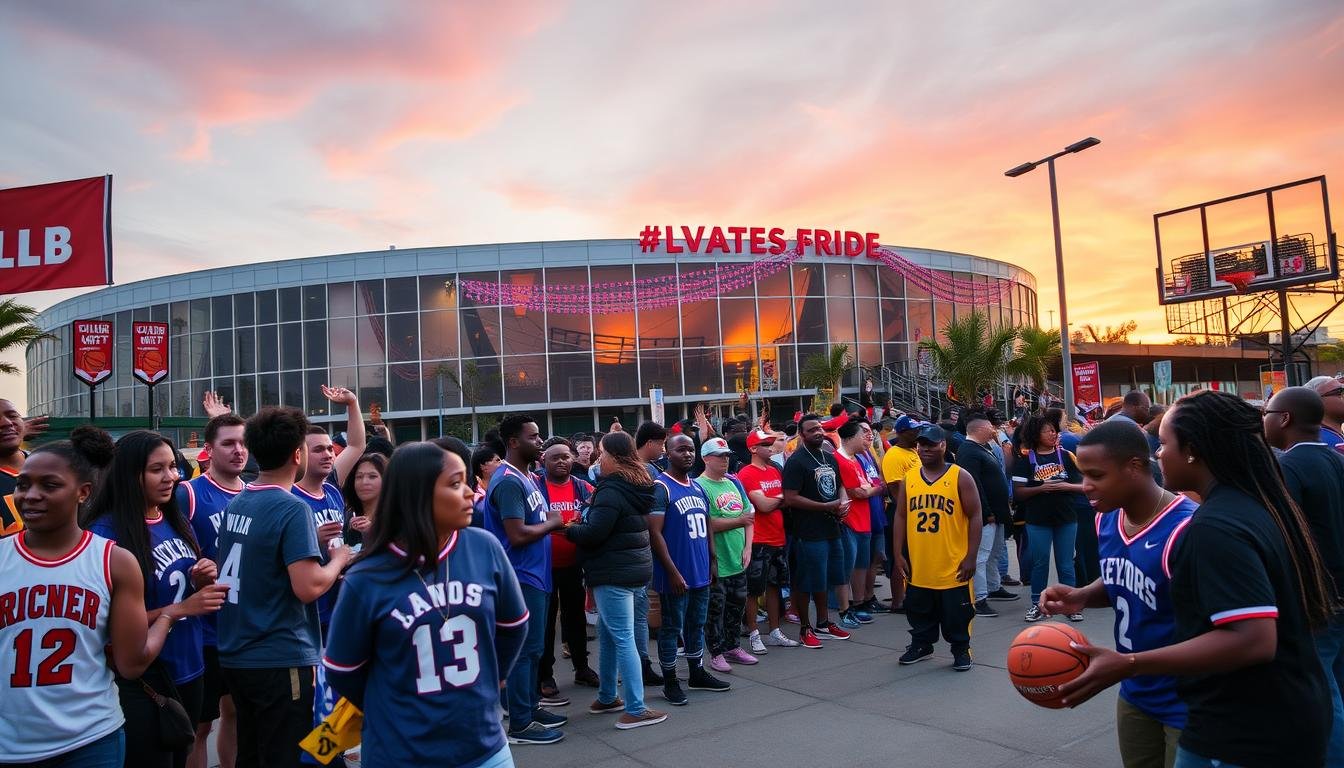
[1049,390,1333,768]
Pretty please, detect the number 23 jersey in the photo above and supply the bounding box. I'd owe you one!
[903,464,970,589]
[323,527,527,768]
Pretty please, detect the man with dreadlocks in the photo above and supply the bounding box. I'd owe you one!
[1051,390,1333,768]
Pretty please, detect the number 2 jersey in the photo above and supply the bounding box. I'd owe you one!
[323,527,527,768]
[0,531,123,762]
[1096,494,1195,729]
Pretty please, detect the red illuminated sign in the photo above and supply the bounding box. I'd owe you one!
[639,225,880,258]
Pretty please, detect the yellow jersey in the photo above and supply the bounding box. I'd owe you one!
[1,466,20,537]
[882,445,919,485]
[903,464,970,589]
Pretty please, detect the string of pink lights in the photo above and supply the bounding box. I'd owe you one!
[457,245,1015,314]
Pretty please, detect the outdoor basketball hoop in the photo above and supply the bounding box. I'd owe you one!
[1221,270,1257,293]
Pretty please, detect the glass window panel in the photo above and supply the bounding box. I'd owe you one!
[256,325,278,372]
[356,280,385,315]
[421,361,461,410]
[151,303,168,324]
[504,355,547,405]
[827,298,856,345]
[133,386,147,418]
[115,320,132,389]
[855,298,880,342]
[639,350,682,397]
[236,375,257,416]
[328,282,354,318]
[169,335,188,380]
[796,344,828,393]
[854,265,879,296]
[258,373,280,407]
[795,295,827,344]
[420,275,456,311]
[386,277,417,313]
[880,299,907,343]
[550,407,596,436]
[907,275,931,301]
[212,378,235,411]
[279,288,301,322]
[722,347,756,392]
[756,297,795,345]
[212,330,233,375]
[855,343,881,370]
[329,319,356,367]
[636,304,678,349]
[304,321,328,369]
[190,299,210,334]
[384,314,418,363]
[189,333,210,379]
[500,308,546,357]
[714,261,754,299]
[883,342,912,369]
[233,293,254,327]
[117,387,132,417]
[280,323,302,370]
[683,348,721,395]
[357,315,387,366]
[825,264,853,297]
[212,296,232,328]
[191,380,211,418]
[935,302,954,342]
[384,363,418,412]
[458,359,502,407]
[719,298,755,348]
[460,306,501,358]
[281,371,304,409]
[594,341,638,399]
[549,353,594,402]
[305,371,330,417]
[757,266,792,297]
[792,264,824,297]
[680,300,721,348]
[547,311,591,353]
[326,365,358,393]
[420,311,459,360]
[303,284,326,320]
[909,301,934,344]
[256,290,278,325]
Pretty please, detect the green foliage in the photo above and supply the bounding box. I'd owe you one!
[0,299,51,376]
[800,344,851,405]
[919,312,1061,401]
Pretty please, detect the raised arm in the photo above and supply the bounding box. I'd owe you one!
[323,386,365,485]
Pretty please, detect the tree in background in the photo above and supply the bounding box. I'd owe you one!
[1014,325,1063,392]
[0,299,51,376]
[800,343,852,409]
[919,311,1042,405]
[1071,320,1138,345]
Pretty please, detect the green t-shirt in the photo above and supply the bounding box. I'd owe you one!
[695,475,748,577]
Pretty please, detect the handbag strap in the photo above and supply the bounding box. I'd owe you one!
[140,679,169,707]
[138,658,183,708]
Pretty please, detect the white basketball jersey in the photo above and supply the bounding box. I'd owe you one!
[0,530,124,761]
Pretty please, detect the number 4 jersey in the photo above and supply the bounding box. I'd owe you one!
[0,531,124,762]
[322,527,527,768]
[1097,494,1196,729]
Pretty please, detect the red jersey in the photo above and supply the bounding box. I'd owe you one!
[545,479,582,568]
[736,463,786,547]
[834,452,872,533]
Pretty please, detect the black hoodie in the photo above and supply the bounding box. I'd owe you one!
[564,473,653,588]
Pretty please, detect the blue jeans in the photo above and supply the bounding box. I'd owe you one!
[4,729,125,767]
[1026,522,1077,603]
[593,585,648,716]
[657,587,709,671]
[973,522,998,601]
[477,744,515,768]
[1173,746,1246,767]
[505,585,549,730]
[997,529,1011,578]
[1316,617,1344,767]
[633,585,651,662]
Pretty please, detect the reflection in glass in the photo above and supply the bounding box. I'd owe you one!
[170,301,189,335]
[458,358,503,407]
[358,366,388,413]
[237,375,257,417]
[190,333,210,379]
[825,264,853,297]
[757,267,791,297]
[853,265,878,296]
[549,353,594,402]
[420,275,456,312]
[855,298,880,342]
[504,355,548,405]
[594,351,639,399]
[190,299,210,334]
[420,311,459,360]
[935,302,953,341]
[792,265,823,297]
[880,299,907,343]
[329,319,356,367]
[386,277,417,313]
[683,348,721,395]
[680,299,721,348]
[356,280,385,315]
[329,283,355,318]
[756,298,794,345]
[258,373,280,408]
[213,330,234,375]
[501,309,547,357]
[718,299,755,348]
[722,347,757,392]
[460,306,501,358]
[827,299,856,345]
[280,323,302,370]
[256,325,278,372]
[356,315,386,366]
[908,301,934,345]
[388,363,421,411]
[279,288,301,323]
[422,361,462,411]
[281,371,303,409]
[795,295,827,344]
[303,285,325,320]
[639,350,681,397]
[385,314,418,363]
[328,366,358,393]
[304,321,328,369]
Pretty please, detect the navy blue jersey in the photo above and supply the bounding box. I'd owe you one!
[481,462,551,592]
[651,473,712,592]
[856,451,886,533]
[216,485,322,668]
[178,474,241,647]
[1097,494,1195,729]
[293,482,346,626]
[323,527,527,768]
[87,514,204,684]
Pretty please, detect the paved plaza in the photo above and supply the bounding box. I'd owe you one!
[513,587,1123,768]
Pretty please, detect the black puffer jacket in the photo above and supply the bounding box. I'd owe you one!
[564,473,653,588]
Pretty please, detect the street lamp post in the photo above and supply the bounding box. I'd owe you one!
[1005,137,1100,423]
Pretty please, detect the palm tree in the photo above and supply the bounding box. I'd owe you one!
[1014,325,1063,391]
[0,299,51,376]
[800,344,851,408]
[918,312,1025,405]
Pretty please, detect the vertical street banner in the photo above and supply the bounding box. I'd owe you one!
[1071,361,1102,414]
[132,321,169,385]
[649,388,665,425]
[1153,360,1172,392]
[1,176,113,293]
[73,319,114,385]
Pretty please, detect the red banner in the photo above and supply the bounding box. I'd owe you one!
[1072,361,1102,414]
[132,321,168,385]
[73,319,113,386]
[1,176,112,294]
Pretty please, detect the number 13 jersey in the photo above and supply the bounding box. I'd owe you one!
[903,464,970,589]
[0,531,123,762]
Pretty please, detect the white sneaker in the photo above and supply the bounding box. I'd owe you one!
[748,630,768,655]
[765,628,800,648]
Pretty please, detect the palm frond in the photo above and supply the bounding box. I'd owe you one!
[0,299,51,376]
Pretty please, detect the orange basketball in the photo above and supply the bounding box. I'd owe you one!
[1007,623,1089,709]
[139,349,165,372]
[82,349,108,373]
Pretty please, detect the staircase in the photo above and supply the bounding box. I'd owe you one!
[865,361,1063,422]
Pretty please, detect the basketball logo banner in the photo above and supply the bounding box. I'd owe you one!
[1,176,113,293]
[133,321,168,384]
[72,319,113,385]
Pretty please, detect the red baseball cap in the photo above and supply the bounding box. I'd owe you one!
[821,414,849,432]
[196,448,209,462]
[746,429,777,449]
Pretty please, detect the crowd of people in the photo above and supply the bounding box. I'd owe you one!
[3,374,1344,768]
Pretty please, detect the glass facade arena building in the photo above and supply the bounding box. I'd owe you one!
[26,239,1036,439]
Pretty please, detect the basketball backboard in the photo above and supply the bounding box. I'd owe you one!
[1154,176,1335,305]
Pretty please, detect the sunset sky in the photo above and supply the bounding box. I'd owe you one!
[2,1,1342,412]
